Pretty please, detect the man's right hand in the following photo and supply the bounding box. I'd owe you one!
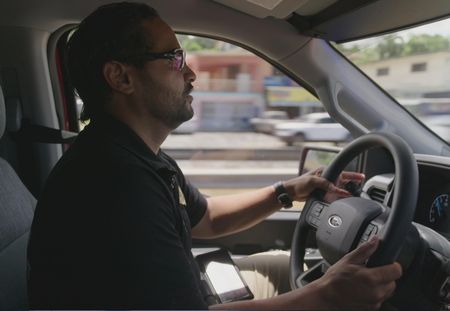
[211,237,402,311]
[313,236,402,310]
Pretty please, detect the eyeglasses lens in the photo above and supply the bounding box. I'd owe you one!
[171,51,185,71]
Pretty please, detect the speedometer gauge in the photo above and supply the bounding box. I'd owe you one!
[429,194,449,224]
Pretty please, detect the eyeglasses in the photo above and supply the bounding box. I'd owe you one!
[142,48,186,71]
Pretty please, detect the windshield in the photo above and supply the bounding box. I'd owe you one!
[336,17,450,144]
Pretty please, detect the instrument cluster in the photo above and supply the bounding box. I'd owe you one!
[415,164,450,240]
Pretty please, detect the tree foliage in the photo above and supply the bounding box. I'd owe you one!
[377,35,405,59]
[405,34,450,55]
[337,34,450,64]
[177,35,217,51]
[177,34,245,53]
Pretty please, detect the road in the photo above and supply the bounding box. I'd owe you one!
[162,131,288,149]
[162,132,302,192]
[161,132,341,205]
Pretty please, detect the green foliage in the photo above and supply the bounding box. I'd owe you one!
[377,35,404,59]
[336,43,378,64]
[337,34,450,64]
[177,34,244,53]
[177,34,219,52]
[404,34,450,55]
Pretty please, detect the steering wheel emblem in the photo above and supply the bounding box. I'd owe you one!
[328,215,343,228]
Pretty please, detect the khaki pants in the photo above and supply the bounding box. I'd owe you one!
[234,250,291,300]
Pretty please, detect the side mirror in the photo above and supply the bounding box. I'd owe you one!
[299,145,360,175]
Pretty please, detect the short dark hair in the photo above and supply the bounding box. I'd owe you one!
[68,2,159,121]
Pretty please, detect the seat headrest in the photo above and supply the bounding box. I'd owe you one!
[0,86,5,139]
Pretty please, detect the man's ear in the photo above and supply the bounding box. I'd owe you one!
[103,61,134,94]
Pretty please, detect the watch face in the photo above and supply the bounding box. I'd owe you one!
[274,182,293,208]
[278,193,293,208]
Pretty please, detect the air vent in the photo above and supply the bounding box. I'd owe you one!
[369,188,386,203]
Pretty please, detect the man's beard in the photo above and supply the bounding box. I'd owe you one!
[145,84,194,130]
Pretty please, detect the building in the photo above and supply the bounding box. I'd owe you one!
[359,51,450,98]
[187,50,272,93]
[180,50,321,132]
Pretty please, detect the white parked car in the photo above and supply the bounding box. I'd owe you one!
[274,113,350,145]
[250,111,289,134]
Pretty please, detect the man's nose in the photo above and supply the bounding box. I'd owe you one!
[184,65,196,83]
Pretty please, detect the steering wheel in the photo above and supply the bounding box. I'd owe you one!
[290,132,419,289]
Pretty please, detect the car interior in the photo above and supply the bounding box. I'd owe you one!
[1,0,450,310]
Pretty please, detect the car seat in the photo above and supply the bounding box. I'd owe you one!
[0,84,36,310]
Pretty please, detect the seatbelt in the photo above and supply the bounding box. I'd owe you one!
[11,120,78,144]
[4,96,78,144]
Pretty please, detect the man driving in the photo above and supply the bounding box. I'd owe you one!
[27,2,402,310]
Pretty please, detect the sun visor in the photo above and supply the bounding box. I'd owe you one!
[213,0,335,19]
[288,0,450,42]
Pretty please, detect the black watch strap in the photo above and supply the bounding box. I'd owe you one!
[274,181,293,208]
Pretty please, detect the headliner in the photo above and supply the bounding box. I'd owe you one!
[0,0,449,43]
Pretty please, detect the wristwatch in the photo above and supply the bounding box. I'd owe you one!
[273,181,293,208]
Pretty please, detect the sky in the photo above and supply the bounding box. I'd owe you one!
[403,18,450,37]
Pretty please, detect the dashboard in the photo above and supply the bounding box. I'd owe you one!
[302,150,450,309]
[363,154,450,241]
[415,157,450,240]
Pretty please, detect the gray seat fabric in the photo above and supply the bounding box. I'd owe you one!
[0,85,36,310]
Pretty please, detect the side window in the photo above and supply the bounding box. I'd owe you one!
[62,33,349,210]
[51,28,81,133]
[52,28,89,133]
[161,35,346,209]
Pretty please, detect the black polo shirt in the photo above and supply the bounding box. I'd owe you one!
[28,114,208,309]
